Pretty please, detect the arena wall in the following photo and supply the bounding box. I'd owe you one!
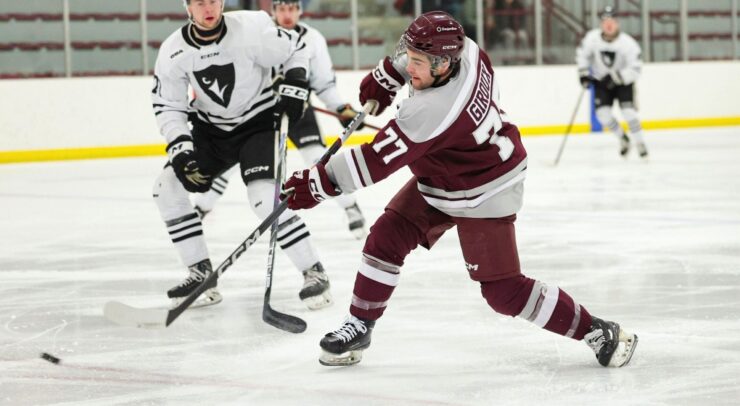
[1,61,738,163]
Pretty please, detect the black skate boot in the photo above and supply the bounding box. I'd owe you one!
[636,142,649,158]
[299,262,332,310]
[319,315,375,366]
[619,134,631,157]
[344,203,367,239]
[584,316,638,367]
[167,259,222,309]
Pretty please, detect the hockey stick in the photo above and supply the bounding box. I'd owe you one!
[103,102,375,329]
[262,114,306,333]
[553,87,586,166]
[312,106,382,131]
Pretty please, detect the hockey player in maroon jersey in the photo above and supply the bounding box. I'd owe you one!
[283,11,638,367]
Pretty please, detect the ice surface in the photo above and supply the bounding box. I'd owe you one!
[1,127,739,405]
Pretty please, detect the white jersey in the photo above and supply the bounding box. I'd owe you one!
[152,10,309,143]
[274,22,345,111]
[576,29,642,85]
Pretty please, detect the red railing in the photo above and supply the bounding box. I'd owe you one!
[0,11,349,22]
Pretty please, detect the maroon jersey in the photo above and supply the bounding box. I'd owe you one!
[327,38,528,218]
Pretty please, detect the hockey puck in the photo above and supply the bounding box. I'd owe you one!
[40,352,61,365]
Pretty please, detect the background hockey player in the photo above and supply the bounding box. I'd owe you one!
[151,0,332,310]
[192,0,368,239]
[577,5,648,158]
[283,11,638,367]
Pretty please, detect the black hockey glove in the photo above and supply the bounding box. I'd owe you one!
[167,135,212,193]
[335,104,365,130]
[275,68,309,126]
[579,74,595,88]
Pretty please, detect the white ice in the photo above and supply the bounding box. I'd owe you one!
[1,127,740,405]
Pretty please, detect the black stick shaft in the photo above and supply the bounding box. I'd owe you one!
[554,87,586,166]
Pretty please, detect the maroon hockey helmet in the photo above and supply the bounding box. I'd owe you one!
[402,11,466,64]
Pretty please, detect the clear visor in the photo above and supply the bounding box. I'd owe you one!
[391,35,410,67]
[392,34,447,71]
[393,35,451,74]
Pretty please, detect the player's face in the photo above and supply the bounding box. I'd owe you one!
[405,48,451,90]
[601,17,619,37]
[274,4,301,29]
[188,0,223,29]
[405,49,436,90]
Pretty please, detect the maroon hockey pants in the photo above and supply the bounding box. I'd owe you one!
[350,179,592,341]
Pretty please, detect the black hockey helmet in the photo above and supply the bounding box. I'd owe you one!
[273,0,301,6]
[600,5,617,20]
[182,0,225,21]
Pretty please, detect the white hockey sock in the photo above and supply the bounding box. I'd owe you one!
[621,107,646,144]
[595,106,624,138]
[247,179,320,271]
[298,144,325,166]
[154,167,209,267]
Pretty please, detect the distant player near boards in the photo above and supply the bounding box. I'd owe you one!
[577,5,649,158]
[283,11,638,367]
[151,0,332,311]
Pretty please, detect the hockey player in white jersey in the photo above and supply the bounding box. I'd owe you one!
[284,11,637,368]
[151,0,332,310]
[577,5,648,158]
[192,0,368,239]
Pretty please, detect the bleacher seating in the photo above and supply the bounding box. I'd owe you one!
[1,2,737,78]
[0,8,388,77]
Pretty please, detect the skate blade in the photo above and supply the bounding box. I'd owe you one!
[302,291,333,310]
[609,330,638,367]
[170,289,222,310]
[319,349,363,366]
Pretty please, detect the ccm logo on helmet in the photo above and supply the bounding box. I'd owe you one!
[437,26,458,32]
[442,45,458,50]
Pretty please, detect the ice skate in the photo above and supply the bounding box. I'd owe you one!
[345,203,367,239]
[319,315,375,366]
[167,259,222,309]
[299,262,332,310]
[619,134,631,157]
[636,142,648,158]
[584,317,638,367]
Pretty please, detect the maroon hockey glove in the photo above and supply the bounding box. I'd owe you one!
[359,57,405,115]
[335,104,365,130]
[282,163,340,210]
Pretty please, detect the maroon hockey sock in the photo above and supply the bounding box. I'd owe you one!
[481,276,592,340]
[350,210,424,320]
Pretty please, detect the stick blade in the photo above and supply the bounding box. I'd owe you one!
[262,306,307,334]
[103,301,168,329]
